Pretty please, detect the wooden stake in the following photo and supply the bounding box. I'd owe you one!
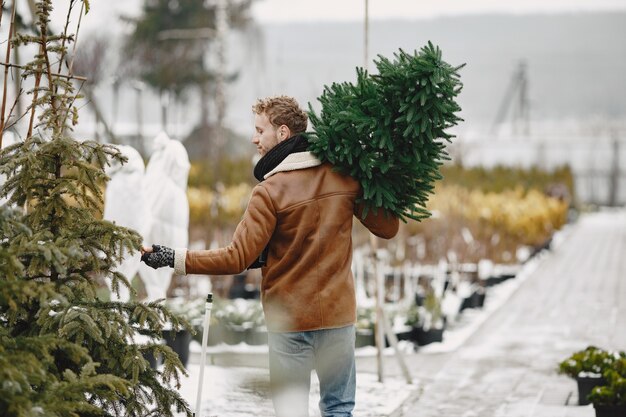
[370,233,413,385]
[381,308,413,384]
[0,0,17,148]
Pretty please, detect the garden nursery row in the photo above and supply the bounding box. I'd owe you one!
[160,256,532,368]
[156,164,574,364]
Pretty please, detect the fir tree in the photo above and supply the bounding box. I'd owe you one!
[307,42,464,222]
[0,1,192,416]
[122,0,256,125]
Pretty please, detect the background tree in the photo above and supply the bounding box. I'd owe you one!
[122,0,255,129]
[0,1,192,415]
[72,33,117,143]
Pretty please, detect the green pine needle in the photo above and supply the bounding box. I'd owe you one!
[308,43,464,222]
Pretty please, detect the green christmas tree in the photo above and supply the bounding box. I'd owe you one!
[0,1,192,416]
[308,42,464,222]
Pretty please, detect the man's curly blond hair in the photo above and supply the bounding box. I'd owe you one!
[252,95,308,135]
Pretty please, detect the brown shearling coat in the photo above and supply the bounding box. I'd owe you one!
[180,154,399,332]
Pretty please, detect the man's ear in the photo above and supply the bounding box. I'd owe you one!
[278,125,291,141]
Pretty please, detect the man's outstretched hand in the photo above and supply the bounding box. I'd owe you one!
[140,244,175,269]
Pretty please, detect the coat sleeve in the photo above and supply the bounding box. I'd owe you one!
[180,185,277,275]
[354,202,399,239]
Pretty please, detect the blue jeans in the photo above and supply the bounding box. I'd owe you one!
[268,325,356,417]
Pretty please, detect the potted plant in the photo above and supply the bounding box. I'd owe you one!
[163,297,204,367]
[588,360,626,417]
[242,301,267,346]
[215,298,265,345]
[402,302,422,344]
[415,290,445,346]
[355,306,376,348]
[558,346,622,405]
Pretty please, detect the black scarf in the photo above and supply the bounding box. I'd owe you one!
[248,134,309,269]
[253,134,309,182]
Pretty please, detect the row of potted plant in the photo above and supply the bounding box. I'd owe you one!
[162,264,518,363]
[180,297,267,347]
[558,346,626,416]
[150,297,267,369]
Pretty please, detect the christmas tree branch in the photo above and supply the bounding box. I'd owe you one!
[0,62,88,81]
[0,2,195,414]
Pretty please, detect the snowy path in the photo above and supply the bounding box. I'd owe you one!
[394,209,626,417]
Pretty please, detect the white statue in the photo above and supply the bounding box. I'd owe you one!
[139,132,190,302]
[103,144,150,301]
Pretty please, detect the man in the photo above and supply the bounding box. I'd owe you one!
[141,95,398,417]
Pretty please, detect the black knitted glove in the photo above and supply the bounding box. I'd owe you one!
[141,244,174,269]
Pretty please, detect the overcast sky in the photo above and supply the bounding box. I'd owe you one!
[250,0,626,22]
[63,0,626,35]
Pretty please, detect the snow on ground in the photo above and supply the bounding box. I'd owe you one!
[175,363,416,417]
[171,224,576,416]
[419,222,572,354]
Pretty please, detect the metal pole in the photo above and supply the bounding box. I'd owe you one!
[364,0,369,71]
[194,293,214,417]
[608,133,619,206]
[215,0,227,159]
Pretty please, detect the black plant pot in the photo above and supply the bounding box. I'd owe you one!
[499,273,516,282]
[193,322,226,346]
[415,327,444,346]
[577,375,605,406]
[142,350,159,369]
[163,329,192,368]
[472,290,486,308]
[460,291,485,311]
[223,325,247,345]
[210,323,227,346]
[460,296,472,312]
[484,276,504,287]
[355,329,375,348]
[398,325,424,347]
[245,328,268,345]
[593,404,626,417]
[396,329,414,342]
[354,328,393,347]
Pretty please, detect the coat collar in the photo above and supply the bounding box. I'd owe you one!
[263,151,322,179]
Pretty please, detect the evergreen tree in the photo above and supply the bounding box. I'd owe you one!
[308,42,464,222]
[122,0,256,124]
[0,1,192,416]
